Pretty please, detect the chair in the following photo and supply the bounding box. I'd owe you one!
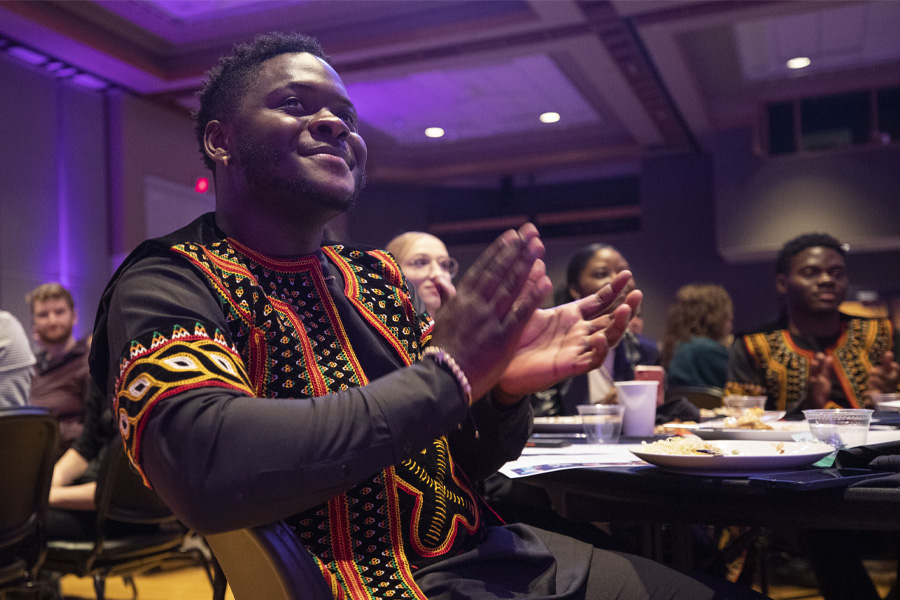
[206,521,334,600]
[665,385,725,410]
[0,407,59,599]
[40,441,190,600]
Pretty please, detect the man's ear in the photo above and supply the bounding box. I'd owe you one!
[204,120,231,166]
[775,273,787,296]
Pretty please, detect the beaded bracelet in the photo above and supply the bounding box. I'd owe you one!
[422,346,473,407]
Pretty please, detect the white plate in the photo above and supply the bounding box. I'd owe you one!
[876,400,900,412]
[661,413,805,441]
[630,440,833,475]
[661,411,786,430]
[712,411,787,423]
[689,421,810,442]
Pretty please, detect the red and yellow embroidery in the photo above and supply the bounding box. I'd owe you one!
[736,318,894,411]
[117,239,484,599]
[114,324,253,485]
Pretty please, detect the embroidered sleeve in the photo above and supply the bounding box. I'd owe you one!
[114,322,254,485]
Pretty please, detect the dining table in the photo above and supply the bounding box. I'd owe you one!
[504,413,900,573]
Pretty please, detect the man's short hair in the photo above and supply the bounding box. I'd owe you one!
[26,283,74,313]
[194,32,329,172]
[775,233,847,275]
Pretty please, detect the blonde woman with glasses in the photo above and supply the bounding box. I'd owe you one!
[385,232,459,317]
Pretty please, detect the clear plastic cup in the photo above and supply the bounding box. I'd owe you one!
[576,404,625,444]
[803,409,873,449]
[723,395,767,416]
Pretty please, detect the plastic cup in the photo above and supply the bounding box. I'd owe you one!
[615,381,659,437]
[803,409,873,449]
[576,404,625,444]
[723,395,767,416]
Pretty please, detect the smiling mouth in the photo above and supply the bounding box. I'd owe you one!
[303,147,351,168]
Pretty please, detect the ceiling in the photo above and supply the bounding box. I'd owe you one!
[2,0,899,186]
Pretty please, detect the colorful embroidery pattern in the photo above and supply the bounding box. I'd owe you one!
[114,323,253,485]
[392,438,481,557]
[739,318,894,411]
[116,238,485,599]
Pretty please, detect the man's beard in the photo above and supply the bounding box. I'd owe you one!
[38,325,73,346]
[235,139,366,213]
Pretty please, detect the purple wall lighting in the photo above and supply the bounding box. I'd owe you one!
[54,84,70,289]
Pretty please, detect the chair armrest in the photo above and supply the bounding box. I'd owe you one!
[206,521,333,600]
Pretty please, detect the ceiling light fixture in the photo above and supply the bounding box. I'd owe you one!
[786,57,811,70]
[425,127,445,138]
[8,45,47,65]
[540,112,560,123]
[1,35,111,91]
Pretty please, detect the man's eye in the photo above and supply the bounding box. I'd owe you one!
[339,113,358,131]
[282,98,303,109]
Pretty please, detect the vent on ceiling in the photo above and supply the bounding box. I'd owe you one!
[765,85,900,155]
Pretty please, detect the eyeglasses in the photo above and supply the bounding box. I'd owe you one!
[404,254,459,278]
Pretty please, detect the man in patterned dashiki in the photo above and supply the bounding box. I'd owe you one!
[90,32,765,600]
[727,232,899,414]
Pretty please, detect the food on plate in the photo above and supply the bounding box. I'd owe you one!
[722,407,773,430]
[638,437,788,457]
[639,437,735,456]
[653,420,697,435]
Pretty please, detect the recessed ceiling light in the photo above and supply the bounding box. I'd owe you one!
[786,57,811,70]
[540,112,560,123]
[425,127,445,138]
[8,45,47,65]
[71,73,108,90]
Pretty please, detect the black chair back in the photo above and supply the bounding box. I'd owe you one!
[0,407,59,588]
[665,385,726,410]
[95,442,176,526]
[41,440,189,599]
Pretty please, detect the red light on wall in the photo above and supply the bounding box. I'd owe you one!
[195,177,209,193]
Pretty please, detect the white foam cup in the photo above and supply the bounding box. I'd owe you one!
[615,380,659,437]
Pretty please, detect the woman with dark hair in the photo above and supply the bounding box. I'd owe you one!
[533,243,659,416]
[556,243,632,305]
[661,284,734,389]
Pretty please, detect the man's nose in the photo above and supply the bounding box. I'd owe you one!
[311,109,349,140]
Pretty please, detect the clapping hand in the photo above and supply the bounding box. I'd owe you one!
[495,271,642,402]
[429,224,552,402]
[869,351,900,394]
[807,352,834,409]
